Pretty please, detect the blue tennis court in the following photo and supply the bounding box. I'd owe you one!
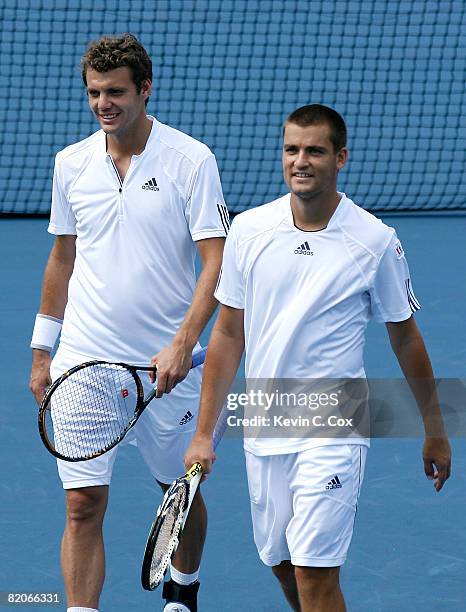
[1,1,464,609]
[0,215,465,611]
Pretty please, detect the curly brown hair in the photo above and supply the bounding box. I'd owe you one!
[81,33,152,94]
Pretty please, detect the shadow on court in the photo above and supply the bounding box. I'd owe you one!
[0,216,465,611]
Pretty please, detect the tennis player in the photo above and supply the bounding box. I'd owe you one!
[29,34,228,612]
[185,105,451,611]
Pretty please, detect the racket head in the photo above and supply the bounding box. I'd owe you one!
[141,463,203,591]
[38,360,145,461]
[141,479,190,590]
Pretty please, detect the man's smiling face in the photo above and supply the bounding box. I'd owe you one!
[282,122,347,201]
[86,66,151,137]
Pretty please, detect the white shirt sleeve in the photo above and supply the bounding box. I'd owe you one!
[369,233,421,323]
[186,154,229,241]
[214,221,245,309]
[48,156,77,235]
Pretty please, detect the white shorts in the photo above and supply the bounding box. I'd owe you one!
[245,444,367,568]
[50,348,202,488]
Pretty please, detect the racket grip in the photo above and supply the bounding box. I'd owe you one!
[191,347,207,368]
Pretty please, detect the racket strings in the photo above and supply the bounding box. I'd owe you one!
[149,484,188,586]
[47,364,139,459]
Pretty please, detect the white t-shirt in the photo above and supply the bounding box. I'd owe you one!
[49,117,228,364]
[215,193,420,455]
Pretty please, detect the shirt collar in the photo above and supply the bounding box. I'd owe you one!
[284,192,348,232]
[98,115,161,159]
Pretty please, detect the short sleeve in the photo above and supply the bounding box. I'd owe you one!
[369,233,421,323]
[214,221,245,309]
[186,154,229,241]
[48,156,77,235]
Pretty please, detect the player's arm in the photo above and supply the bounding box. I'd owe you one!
[151,236,225,395]
[184,304,245,474]
[386,317,451,491]
[29,235,76,404]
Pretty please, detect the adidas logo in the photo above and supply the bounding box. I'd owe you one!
[294,241,313,255]
[179,410,194,426]
[142,177,160,191]
[325,475,342,490]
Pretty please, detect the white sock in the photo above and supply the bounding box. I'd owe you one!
[67,608,98,612]
[169,564,199,585]
[163,604,190,612]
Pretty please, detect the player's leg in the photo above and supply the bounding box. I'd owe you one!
[245,451,299,608]
[57,444,117,611]
[286,445,367,612]
[61,485,108,609]
[271,561,301,611]
[58,447,117,609]
[294,566,344,612]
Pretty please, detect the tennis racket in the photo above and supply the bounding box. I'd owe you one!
[141,405,228,590]
[38,347,207,462]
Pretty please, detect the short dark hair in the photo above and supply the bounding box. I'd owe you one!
[81,33,152,94]
[284,104,347,152]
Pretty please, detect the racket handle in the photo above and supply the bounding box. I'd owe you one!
[147,346,207,398]
[213,404,229,449]
[191,347,207,368]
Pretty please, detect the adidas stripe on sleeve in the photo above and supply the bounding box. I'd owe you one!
[369,233,420,323]
[217,202,230,234]
[405,278,421,314]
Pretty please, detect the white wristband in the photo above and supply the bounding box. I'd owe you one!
[31,314,63,352]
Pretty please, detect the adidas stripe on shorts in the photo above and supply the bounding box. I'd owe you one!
[245,444,367,567]
[50,347,202,488]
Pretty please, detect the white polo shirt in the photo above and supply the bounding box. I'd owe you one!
[49,117,229,364]
[215,193,420,455]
